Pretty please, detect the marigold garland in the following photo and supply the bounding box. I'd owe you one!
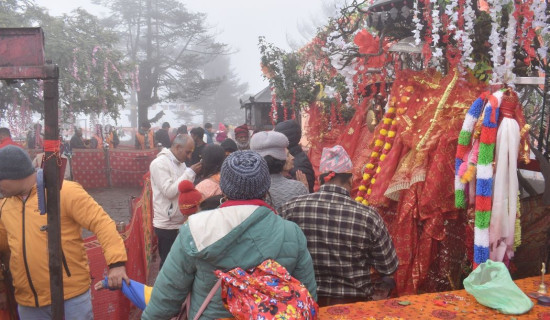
[355,97,402,205]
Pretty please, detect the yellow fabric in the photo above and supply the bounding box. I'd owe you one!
[0,181,127,307]
[144,285,153,305]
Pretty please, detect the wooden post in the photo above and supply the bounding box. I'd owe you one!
[43,64,64,319]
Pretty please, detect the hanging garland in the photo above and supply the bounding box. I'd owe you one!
[488,0,505,85]
[455,93,489,209]
[502,3,518,85]
[473,90,503,266]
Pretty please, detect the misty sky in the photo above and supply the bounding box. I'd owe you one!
[34,0,337,95]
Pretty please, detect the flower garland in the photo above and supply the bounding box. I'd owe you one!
[488,0,505,85]
[412,0,423,46]
[455,93,489,209]
[461,0,476,70]
[430,0,444,65]
[516,0,536,65]
[502,3,517,86]
[473,90,503,266]
[355,100,398,205]
[532,0,548,60]
[270,87,277,126]
[421,0,433,65]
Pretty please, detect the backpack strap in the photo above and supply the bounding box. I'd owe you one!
[192,279,222,320]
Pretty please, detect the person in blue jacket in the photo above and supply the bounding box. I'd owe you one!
[142,150,317,319]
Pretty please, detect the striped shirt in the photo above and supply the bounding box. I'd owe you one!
[280,184,398,299]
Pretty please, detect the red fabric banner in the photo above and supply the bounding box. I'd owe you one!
[71,149,108,189]
[86,177,155,319]
[110,150,158,187]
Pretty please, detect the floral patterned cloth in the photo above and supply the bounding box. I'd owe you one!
[318,276,548,319]
[216,259,319,320]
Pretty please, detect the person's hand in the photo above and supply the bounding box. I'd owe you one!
[107,266,129,289]
[296,170,309,190]
[190,162,202,174]
[94,279,106,291]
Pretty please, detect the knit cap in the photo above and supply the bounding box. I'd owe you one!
[319,145,353,174]
[178,180,202,215]
[0,145,35,180]
[220,150,270,200]
[274,120,301,147]
[250,131,289,161]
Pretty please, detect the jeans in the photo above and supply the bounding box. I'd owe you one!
[18,289,93,320]
[154,227,179,269]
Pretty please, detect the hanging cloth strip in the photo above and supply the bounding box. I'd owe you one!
[489,89,520,262]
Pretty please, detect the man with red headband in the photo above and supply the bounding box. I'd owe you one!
[280,145,398,307]
[234,124,250,151]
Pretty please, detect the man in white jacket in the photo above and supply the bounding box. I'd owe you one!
[150,134,202,268]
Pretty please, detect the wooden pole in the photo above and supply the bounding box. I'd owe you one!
[43,63,64,319]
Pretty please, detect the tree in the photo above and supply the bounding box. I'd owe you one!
[95,0,227,126]
[193,56,248,126]
[0,1,129,123]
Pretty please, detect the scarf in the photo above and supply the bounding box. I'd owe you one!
[220,199,276,213]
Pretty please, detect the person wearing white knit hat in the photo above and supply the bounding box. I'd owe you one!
[250,131,308,212]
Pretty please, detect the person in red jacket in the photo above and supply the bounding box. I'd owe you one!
[0,128,21,149]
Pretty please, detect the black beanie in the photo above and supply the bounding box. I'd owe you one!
[274,120,301,148]
[0,145,35,180]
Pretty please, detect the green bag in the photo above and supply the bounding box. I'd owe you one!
[463,260,534,315]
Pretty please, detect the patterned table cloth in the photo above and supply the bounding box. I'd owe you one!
[319,276,550,319]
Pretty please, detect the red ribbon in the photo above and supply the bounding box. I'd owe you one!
[323,171,336,183]
[43,140,61,153]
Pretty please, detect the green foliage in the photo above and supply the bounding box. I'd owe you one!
[0,2,129,121]
[259,36,316,109]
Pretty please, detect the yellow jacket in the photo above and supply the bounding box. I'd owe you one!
[0,181,127,307]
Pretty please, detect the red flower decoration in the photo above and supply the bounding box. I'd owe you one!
[354,29,379,55]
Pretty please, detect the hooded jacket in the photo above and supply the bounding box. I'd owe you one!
[142,205,317,319]
[275,121,315,192]
[0,181,127,307]
[150,148,196,229]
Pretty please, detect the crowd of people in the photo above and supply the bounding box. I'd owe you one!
[0,119,399,320]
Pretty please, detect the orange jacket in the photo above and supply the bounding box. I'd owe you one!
[136,131,154,149]
[0,181,127,307]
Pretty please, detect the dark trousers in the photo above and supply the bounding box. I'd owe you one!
[154,227,179,269]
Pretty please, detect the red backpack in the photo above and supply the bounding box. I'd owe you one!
[214,259,318,320]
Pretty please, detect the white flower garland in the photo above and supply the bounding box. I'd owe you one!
[325,31,358,103]
[431,0,443,64]
[412,0,423,46]
[461,0,476,70]
[445,0,459,32]
[502,4,517,86]
[488,0,505,85]
[532,0,548,60]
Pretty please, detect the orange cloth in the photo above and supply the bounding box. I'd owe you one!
[318,276,546,319]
